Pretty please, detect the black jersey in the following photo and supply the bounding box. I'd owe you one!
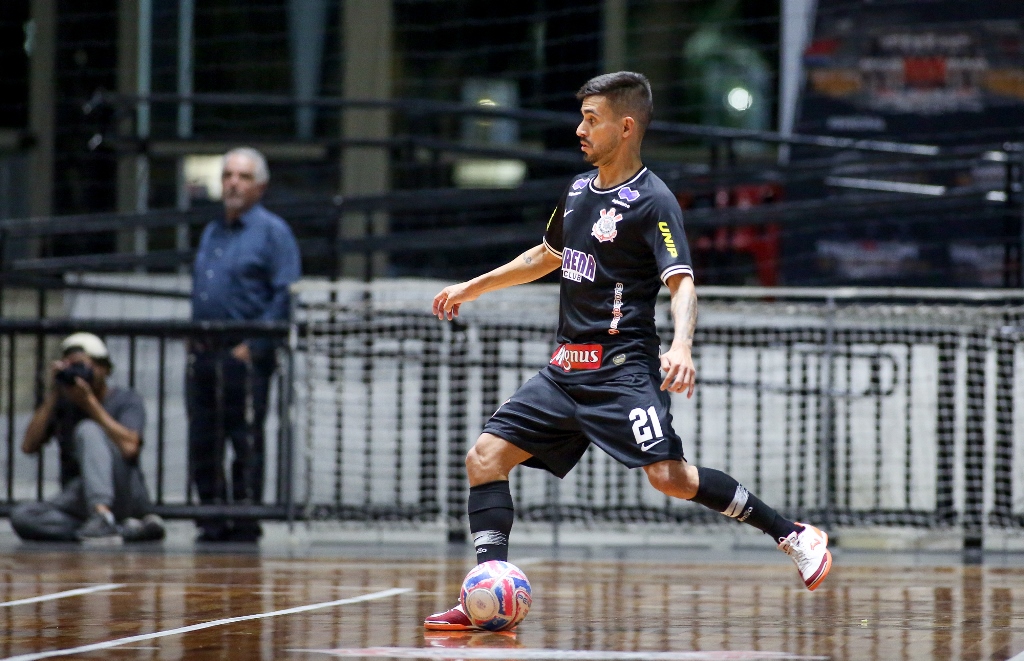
[542,166,692,383]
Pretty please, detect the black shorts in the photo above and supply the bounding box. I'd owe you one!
[482,369,685,478]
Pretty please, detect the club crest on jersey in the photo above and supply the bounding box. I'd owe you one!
[592,208,623,243]
[561,248,596,282]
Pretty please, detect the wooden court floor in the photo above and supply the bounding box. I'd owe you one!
[0,547,1022,660]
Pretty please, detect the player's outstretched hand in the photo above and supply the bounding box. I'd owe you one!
[660,346,696,397]
[432,282,479,321]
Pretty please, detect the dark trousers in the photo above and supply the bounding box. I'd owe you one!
[187,348,274,538]
[10,420,152,541]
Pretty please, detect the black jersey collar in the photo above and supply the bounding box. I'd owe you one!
[588,167,648,195]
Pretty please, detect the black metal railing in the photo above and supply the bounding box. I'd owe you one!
[5,287,1024,552]
[2,90,1013,285]
[0,319,294,522]
[0,90,1020,287]
[290,285,1024,550]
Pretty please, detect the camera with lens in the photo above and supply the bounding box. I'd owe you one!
[55,362,94,387]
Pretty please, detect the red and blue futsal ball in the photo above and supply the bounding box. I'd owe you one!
[459,560,532,631]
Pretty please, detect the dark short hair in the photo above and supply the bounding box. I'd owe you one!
[576,71,653,136]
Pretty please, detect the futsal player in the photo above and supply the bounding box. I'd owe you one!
[426,72,831,631]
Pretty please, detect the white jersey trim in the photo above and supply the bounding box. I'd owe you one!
[660,264,694,285]
[588,167,649,195]
[543,237,563,258]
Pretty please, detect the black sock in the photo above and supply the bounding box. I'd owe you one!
[690,466,801,543]
[468,481,514,563]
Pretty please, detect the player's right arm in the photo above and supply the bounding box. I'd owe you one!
[434,193,569,321]
[433,243,561,320]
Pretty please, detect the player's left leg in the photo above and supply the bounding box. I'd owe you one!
[643,460,831,591]
[426,371,584,631]
[466,433,533,563]
[424,433,532,631]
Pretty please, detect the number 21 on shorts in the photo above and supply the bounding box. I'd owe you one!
[629,406,664,447]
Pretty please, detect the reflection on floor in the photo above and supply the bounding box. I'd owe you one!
[0,547,1020,660]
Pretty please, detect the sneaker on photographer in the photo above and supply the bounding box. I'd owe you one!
[77,511,122,545]
[121,514,166,542]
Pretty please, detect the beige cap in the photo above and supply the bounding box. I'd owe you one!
[60,332,109,360]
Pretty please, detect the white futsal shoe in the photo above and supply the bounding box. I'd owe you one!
[778,522,832,591]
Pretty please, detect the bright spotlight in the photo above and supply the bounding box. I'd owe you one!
[726,87,753,112]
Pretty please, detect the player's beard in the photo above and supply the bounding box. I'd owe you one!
[583,134,620,166]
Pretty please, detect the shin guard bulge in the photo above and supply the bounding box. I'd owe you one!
[468,481,514,563]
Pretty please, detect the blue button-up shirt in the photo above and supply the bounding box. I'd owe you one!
[191,203,301,352]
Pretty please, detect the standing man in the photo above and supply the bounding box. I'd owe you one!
[426,73,831,630]
[189,147,301,542]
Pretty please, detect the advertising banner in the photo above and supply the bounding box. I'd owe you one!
[786,0,1021,286]
[797,0,1024,143]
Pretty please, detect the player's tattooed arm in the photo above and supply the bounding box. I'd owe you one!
[668,274,697,345]
[661,274,697,397]
[680,285,697,344]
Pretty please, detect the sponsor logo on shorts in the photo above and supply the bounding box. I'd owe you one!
[549,344,602,372]
[630,406,665,448]
[561,248,596,282]
[608,282,624,334]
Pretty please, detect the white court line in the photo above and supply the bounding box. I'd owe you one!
[289,648,828,660]
[3,586,410,661]
[0,584,123,609]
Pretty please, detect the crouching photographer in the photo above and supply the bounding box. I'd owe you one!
[9,333,164,543]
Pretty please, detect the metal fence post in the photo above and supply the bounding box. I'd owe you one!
[33,293,46,500]
[935,332,957,525]
[282,327,296,531]
[5,334,15,504]
[446,320,469,543]
[819,296,838,527]
[156,335,166,504]
[993,321,1015,528]
[963,329,987,555]
[547,472,560,554]
[420,323,442,522]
